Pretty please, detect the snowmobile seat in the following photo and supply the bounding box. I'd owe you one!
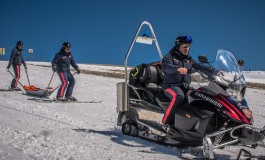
[144,84,170,111]
[142,65,170,111]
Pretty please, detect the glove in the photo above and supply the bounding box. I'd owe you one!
[24,65,27,70]
[52,66,56,72]
[77,69,81,74]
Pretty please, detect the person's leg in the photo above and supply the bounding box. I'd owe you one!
[10,64,20,89]
[56,71,68,98]
[65,72,75,98]
[162,86,185,125]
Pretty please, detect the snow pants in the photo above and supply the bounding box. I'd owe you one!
[162,86,185,125]
[10,64,21,88]
[57,70,75,98]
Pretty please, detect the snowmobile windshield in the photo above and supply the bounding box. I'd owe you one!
[210,49,246,102]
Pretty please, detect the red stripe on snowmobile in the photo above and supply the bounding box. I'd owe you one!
[216,95,249,124]
[163,88,177,123]
[15,65,20,88]
[59,72,67,97]
[215,98,241,122]
[219,95,249,124]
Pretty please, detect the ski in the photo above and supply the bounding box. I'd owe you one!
[28,97,101,104]
[0,88,22,92]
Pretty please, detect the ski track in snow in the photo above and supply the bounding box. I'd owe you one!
[0,61,265,160]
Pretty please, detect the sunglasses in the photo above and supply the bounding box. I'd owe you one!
[64,48,71,51]
[181,44,191,49]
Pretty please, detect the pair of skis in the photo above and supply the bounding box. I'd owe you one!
[28,97,102,104]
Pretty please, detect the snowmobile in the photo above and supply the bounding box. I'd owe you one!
[116,21,265,159]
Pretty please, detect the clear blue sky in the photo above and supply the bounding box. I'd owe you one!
[0,0,264,70]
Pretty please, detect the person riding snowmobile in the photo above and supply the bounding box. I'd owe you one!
[51,42,80,101]
[7,41,27,90]
[161,36,253,126]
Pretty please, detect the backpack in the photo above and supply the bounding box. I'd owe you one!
[129,61,163,87]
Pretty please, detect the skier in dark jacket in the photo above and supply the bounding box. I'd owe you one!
[162,36,216,125]
[7,41,27,90]
[51,42,80,101]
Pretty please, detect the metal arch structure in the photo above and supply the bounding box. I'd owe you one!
[123,21,163,111]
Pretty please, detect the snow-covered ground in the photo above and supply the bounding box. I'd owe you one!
[0,61,264,160]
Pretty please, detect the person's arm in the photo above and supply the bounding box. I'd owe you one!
[7,49,16,69]
[70,54,79,71]
[162,54,179,75]
[21,55,27,69]
[51,54,61,71]
[192,60,218,75]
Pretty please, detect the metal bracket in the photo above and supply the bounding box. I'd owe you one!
[124,21,163,111]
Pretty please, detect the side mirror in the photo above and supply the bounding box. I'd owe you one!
[238,60,245,67]
[198,55,208,63]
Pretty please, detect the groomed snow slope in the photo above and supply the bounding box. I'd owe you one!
[0,61,264,160]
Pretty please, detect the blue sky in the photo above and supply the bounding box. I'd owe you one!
[0,0,264,70]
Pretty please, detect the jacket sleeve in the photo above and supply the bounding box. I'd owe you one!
[51,53,61,68]
[22,55,26,67]
[70,54,79,71]
[162,54,178,75]
[7,49,16,67]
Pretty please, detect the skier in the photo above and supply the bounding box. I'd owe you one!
[6,41,27,90]
[51,42,80,101]
[161,36,253,126]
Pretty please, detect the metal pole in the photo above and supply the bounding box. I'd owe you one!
[25,69,31,86]
[47,72,55,89]
[8,70,24,88]
[124,21,163,111]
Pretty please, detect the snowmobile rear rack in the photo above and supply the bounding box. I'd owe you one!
[117,21,163,112]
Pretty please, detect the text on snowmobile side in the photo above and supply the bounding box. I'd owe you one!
[195,92,222,108]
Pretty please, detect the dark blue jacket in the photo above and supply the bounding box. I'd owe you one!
[52,51,79,72]
[7,47,26,68]
[162,50,215,88]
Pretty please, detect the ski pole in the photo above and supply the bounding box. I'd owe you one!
[42,71,55,97]
[7,70,24,88]
[25,68,31,86]
[44,71,77,96]
[47,71,55,89]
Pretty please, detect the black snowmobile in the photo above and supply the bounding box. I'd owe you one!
[116,21,265,159]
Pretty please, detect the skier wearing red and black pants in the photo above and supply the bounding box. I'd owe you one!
[7,41,27,90]
[51,42,80,101]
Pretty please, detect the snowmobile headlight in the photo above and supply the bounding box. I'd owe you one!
[226,88,243,102]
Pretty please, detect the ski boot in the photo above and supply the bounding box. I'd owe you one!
[56,97,67,102]
[9,87,21,91]
[66,96,78,102]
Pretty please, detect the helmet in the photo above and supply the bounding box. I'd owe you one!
[175,36,192,45]
[17,41,23,46]
[62,42,71,48]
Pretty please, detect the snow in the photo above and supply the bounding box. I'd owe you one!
[243,71,265,84]
[0,61,265,160]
